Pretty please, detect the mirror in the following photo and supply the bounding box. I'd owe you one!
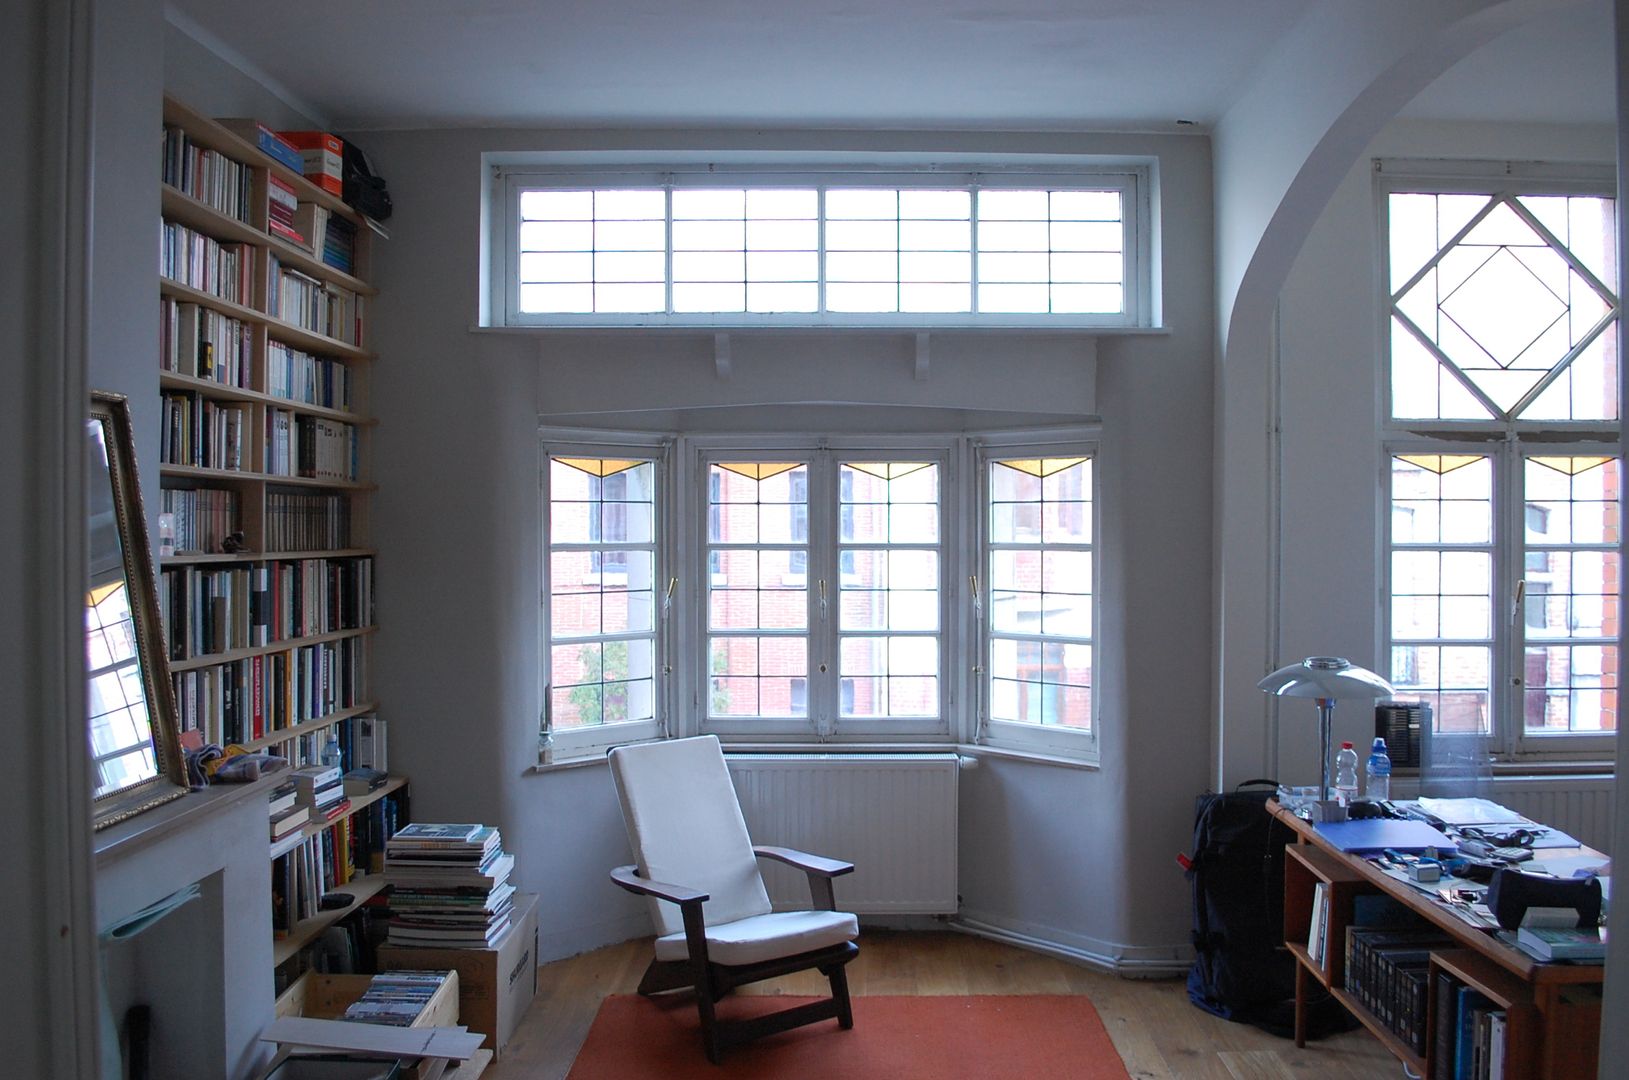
[87,391,188,829]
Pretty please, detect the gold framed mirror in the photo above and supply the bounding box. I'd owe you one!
[87,391,188,829]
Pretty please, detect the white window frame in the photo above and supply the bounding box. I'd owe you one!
[491,164,1151,329]
[973,432,1100,759]
[691,436,956,743]
[539,430,672,761]
[1378,160,1620,763]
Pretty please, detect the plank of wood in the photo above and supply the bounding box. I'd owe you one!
[261,1016,485,1060]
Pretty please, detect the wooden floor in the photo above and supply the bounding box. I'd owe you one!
[484,931,1400,1079]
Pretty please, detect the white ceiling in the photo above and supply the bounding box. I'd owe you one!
[168,0,1613,132]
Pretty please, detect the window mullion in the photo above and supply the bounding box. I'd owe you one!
[810,451,838,734]
[1497,439,1522,759]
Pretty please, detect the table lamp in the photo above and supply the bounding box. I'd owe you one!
[1258,657,1394,802]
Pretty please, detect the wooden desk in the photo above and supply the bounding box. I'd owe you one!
[1269,801,1604,1079]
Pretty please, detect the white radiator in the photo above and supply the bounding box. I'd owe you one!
[1489,777,1615,855]
[726,753,960,915]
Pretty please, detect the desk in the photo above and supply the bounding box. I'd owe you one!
[1269,801,1604,1079]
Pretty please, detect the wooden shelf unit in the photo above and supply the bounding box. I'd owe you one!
[160,92,407,995]
[1272,802,1604,1079]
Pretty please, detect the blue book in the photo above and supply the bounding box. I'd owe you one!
[1315,818,1456,852]
[1455,985,1491,1080]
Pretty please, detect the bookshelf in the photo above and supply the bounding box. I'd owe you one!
[158,93,407,993]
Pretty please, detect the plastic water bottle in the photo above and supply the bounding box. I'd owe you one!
[321,734,343,770]
[1334,741,1360,805]
[1366,736,1392,802]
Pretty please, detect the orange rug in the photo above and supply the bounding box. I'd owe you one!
[566,993,1132,1079]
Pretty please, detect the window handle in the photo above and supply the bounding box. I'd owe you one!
[1512,579,1525,623]
[818,578,828,620]
[663,576,677,615]
[970,574,982,615]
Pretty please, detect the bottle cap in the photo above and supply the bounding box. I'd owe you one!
[1372,736,1387,749]
[1340,741,1354,748]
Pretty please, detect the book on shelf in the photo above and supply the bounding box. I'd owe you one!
[269,779,298,817]
[1306,881,1328,965]
[213,117,306,174]
[162,124,253,223]
[266,172,306,248]
[344,767,388,796]
[271,804,310,840]
[1515,925,1606,962]
[390,823,483,845]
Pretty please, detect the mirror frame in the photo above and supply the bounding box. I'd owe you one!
[89,391,189,829]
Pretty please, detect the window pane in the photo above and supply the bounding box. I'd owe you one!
[987,455,1094,733]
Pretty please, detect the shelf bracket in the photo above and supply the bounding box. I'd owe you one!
[714,333,732,380]
[914,333,930,382]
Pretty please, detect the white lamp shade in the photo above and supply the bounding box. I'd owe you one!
[1258,656,1394,699]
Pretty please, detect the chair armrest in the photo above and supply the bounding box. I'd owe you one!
[609,864,710,906]
[754,845,855,878]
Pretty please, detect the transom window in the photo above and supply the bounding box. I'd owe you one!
[1380,162,1619,760]
[495,167,1147,327]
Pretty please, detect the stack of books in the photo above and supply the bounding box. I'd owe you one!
[1515,925,1606,962]
[385,823,516,949]
[267,174,305,248]
[292,763,350,825]
[269,777,308,840]
[341,970,452,1027]
[292,204,358,276]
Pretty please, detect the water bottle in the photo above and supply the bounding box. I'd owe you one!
[1334,741,1360,805]
[321,733,343,770]
[1366,736,1392,802]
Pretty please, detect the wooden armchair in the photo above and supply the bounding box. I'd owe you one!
[608,735,859,1063]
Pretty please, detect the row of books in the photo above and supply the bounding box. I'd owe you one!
[159,392,246,471]
[271,788,403,936]
[267,338,355,412]
[159,556,374,658]
[266,409,361,481]
[170,637,368,742]
[287,203,359,275]
[266,490,356,552]
[1344,926,1453,1057]
[159,486,239,556]
[159,297,252,387]
[268,254,365,346]
[385,824,517,950]
[271,763,353,840]
[274,714,387,774]
[1432,971,1508,1080]
[162,125,253,224]
[341,971,451,1027]
[161,220,255,308]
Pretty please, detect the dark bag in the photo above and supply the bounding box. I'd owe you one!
[342,142,392,221]
[1184,779,1296,1023]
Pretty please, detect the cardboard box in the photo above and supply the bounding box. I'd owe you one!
[278,130,345,195]
[271,970,461,1080]
[377,892,539,1060]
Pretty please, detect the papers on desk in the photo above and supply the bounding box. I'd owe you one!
[1415,797,1529,826]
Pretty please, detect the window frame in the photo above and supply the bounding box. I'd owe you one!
[1377,160,1620,763]
[691,436,957,743]
[492,165,1151,329]
[974,433,1100,759]
[539,431,672,761]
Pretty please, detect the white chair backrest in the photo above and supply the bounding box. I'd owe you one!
[608,734,772,937]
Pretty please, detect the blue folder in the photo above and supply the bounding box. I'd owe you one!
[1314,818,1456,853]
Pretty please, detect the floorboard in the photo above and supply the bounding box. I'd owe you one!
[483,930,1400,1079]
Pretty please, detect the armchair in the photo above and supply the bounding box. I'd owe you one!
[607,735,859,1062]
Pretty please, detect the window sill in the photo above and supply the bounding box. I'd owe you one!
[528,739,1099,774]
[472,322,1171,337]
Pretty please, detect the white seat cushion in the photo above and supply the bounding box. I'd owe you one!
[653,909,859,966]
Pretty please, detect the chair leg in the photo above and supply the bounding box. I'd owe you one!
[824,961,854,1030]
[695,973,722,1064]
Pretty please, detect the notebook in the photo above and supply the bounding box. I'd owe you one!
[1314,818,1456,853]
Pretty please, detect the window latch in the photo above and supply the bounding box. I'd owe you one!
[1512,579,1525,623]
[970,574,982,617]
[818,578,828,621]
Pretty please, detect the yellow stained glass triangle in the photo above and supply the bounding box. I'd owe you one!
[1396,453,1484,476]
[715,462,801,481]
[995,457,1090,478]
[845,462,933,481]
[554,457,643,478]
[87,580,125,607]
[1529,455,1614,476]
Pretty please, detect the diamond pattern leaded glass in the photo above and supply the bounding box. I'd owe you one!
[1389,192,1618,422]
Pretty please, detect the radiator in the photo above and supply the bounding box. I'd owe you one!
[1489,777,1616,855]
[726,753,960,914]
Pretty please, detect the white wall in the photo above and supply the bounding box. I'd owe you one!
[1274,118,1615,782]
[359,124,1214,963]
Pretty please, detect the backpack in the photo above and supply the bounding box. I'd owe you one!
[342,141,392,222]
[1182,780,1354,1038]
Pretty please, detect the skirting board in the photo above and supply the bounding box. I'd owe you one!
[951,910,1191,979]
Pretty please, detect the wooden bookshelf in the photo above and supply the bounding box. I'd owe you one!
[160,92,406,989]
[272,871,389,966]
